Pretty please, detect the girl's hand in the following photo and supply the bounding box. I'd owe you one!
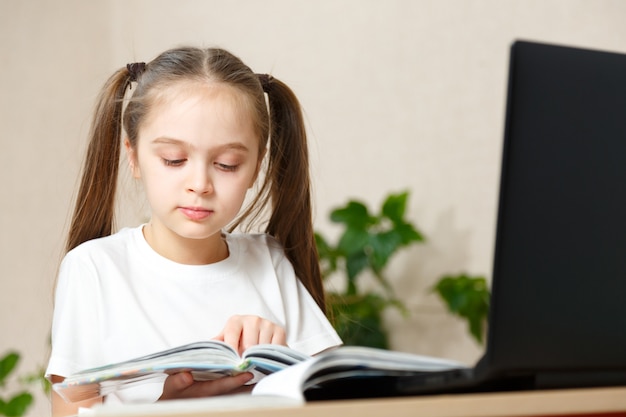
[159,372,254,400]
[160,315,285,401]
[214,315,287,354]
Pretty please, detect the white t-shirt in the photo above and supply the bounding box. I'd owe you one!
[46,226,341,403]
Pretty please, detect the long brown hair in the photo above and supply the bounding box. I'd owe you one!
[66,47,326,313]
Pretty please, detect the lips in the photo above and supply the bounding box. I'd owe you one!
[179,207,213,221]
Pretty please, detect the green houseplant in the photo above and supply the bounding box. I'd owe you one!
[316,191,490,348]
[0,350,51,417]
[316,191,422,348]
[0,352,33,417]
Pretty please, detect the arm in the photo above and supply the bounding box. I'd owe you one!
[50,375,103,417]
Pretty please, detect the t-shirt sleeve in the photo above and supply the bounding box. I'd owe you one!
[288,279,343,355]
[46,250,105,379]
[268,240,342,355]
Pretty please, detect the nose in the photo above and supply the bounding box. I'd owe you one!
[187,164,213,195]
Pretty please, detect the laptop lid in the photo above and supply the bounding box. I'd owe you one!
[477,40,626,388]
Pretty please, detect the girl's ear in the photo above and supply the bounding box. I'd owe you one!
[249,148,267,188]
[124,137,141,179]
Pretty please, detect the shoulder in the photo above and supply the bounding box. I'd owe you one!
[59,226,141,283]
[64,226,139,261]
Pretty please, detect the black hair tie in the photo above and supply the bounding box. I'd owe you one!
[126,62,146,82]
[257,73,273,93]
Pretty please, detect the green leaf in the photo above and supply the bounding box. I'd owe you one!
[367,230,403,271]
[381,191,409,224]
[433,275,490,344]
[315,232,339,277]
[314,232,329,253]
[337,227,369,256]
[345,251,369,285]
[394,221,424,245]
[0,352,19,386]
[21,367,52,396]
[330,201,376,229]
[2,392,33,417]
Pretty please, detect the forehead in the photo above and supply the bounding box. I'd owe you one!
[148,81,253,124]
[138,81,259,146]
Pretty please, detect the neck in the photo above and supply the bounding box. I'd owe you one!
[142,223,229,265]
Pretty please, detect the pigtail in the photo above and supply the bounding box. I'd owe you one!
[264,78,326,313]
[65,69,130,253]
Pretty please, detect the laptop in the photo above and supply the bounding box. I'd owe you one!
[404,39,626,395]
[309,40,626,400]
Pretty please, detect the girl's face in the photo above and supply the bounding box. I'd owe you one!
[127,82,261,261]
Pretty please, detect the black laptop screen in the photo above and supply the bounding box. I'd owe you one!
[486,41,626,375]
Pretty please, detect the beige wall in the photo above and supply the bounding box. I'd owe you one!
[2,1,626,415]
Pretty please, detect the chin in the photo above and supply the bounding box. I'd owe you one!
[175,226,222,242]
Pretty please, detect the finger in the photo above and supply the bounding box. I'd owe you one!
[219,372,255,394]
[228,382,255,395]
[257,320,277,345]
[270,326,287,346]
[160,372,194,400]
[221,317,245,353]
[180,373,254,398]
[241,316,262,352]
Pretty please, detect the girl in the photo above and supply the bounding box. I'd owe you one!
[46,46,341,416]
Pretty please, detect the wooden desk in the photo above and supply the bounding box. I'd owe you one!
[93,386,626,417]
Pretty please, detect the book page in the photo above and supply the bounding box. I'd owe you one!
[252,360,314,401]
[252,346,468,400]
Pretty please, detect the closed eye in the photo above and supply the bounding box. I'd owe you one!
[215,162,238,172]
[163,158,186,167]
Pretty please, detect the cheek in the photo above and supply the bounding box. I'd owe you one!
[136,163,176,200]
[141,174,170,207]
[219,175,251,196]
[214,175,254,209]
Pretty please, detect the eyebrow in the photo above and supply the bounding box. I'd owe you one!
[152,137,251,153]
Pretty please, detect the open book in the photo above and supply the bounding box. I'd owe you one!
[53,341,309,403]
[251,346,467,402]
[54,342,467,405]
